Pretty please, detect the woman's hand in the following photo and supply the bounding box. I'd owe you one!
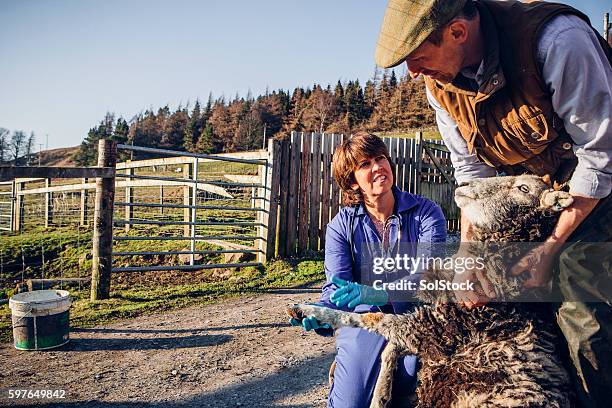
[289,315,331,331]
[452,247,495,308]
[330,276,389,308]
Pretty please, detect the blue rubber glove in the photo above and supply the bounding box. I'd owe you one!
[330,276,389,308]
[289,316,332,332]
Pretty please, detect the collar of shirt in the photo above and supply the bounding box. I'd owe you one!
[354,186,419,218]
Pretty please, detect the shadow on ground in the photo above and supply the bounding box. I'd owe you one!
[72,322,283,335]
[6,352,334,408]
[50,333,233,352]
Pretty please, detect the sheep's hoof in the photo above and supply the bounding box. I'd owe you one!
[287,304,306,323]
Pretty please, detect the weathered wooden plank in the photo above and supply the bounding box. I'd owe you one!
[319,134,332,248]
[330,134,342,219]
[415,132,423,195]
[277,139,291,257]
[404,138,412,194]
[264,139,282,261]
[423,144,456,185]
[286,131,300,256]
[397,138,405,190]
[388,138,398,187]
[223,174,261,184]
[298,132,311,254]
[0,166,114,182]
[309,132,322,251]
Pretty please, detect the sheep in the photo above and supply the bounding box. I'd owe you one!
[288,174,574,408]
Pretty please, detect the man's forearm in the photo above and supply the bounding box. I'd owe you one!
[546,194,600,248]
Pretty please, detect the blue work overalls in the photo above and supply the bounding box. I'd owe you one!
[319,187,447,408]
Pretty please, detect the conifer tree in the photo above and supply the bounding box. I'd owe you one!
[389,70,398,89]
[183,100,202,152]
[363,80,376,120]
[281,87,308,136]
[195,123,214,153]
[334,81,345,112]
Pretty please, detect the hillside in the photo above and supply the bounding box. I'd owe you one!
[37,146,79,167]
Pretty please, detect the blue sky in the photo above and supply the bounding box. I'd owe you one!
[0,0,609,150]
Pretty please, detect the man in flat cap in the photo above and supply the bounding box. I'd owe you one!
[376,0,611,406]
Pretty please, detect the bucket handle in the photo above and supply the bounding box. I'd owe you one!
[12,305,33,325]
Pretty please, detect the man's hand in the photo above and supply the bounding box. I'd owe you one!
[510,194,598,289]
[330,276,389,308]
[510,244,556,288]
[452,247,495,308]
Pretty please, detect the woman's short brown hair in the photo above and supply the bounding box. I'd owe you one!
[332,132,395,206]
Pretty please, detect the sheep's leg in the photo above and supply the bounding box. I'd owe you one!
[370,343,400,408]
[287,304,368,330]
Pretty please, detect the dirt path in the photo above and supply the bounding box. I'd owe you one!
[0,288,335,407]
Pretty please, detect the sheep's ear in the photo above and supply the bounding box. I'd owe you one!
[541,174,552,187]
[540,190,574,212]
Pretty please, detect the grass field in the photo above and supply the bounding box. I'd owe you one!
[0,256,325,343]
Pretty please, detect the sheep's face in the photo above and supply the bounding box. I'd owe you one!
[454,175,573,231]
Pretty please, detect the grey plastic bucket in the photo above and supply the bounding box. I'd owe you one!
[9,290,71,351]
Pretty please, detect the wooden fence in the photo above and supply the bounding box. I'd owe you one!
[273,131,459,258]
[1,133,459,264]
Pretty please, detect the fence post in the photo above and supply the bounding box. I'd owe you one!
[183,163,192,237]
[13,180,24,231]
[159,185,164,215]
[9,180,16,232]
[415,131,423,196]
[190,158,198,265]
[258,139,281,263]
[80,178,88,226]
[124,167,133,232]
[44,179,52,227]
[91,139,117,301]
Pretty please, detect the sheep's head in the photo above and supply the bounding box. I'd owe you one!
[454,175,573,240]
[447,175,574,300]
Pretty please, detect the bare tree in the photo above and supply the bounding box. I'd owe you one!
[25,132,35,166]
[11,130,26,166]
[0,128,9,164]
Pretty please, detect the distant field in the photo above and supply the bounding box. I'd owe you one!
[375,128,441,140]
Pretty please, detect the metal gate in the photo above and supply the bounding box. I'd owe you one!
[0,181,14,231]
[111,144,269,273]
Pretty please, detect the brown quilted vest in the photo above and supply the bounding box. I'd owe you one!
[425,0,612,183]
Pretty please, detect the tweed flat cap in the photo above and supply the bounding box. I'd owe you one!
[375,0,467,68]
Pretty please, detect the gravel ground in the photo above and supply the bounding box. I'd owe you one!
[0,288,335,407]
